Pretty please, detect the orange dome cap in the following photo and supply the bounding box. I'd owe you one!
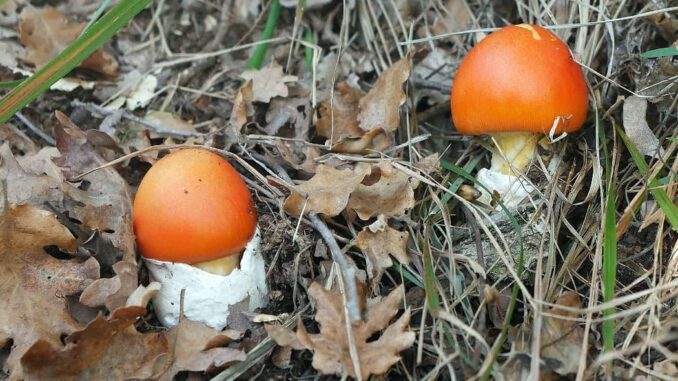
[451,24,588,135]
[133,148,257,264]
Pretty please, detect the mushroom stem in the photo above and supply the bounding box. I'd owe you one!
[193,254,240,276]
[489,132,539,175]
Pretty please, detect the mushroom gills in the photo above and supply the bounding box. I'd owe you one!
[193,254,240,276]
[489,132,540,175]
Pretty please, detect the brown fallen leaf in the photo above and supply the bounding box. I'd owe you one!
[157,319,245,381]
[19,6,118,77]
[316,83,365,143]
[0,142,64,207]
[145,111,197,139]
[327,128,392,154]
[355,226,410,286]
[347,162,417,220]
[266,324,306,351]
[0,204,100,380]
[315,82,394,154]
[283,163,371,217]
[274,140,320,174]
[240,62,297,103]
[53,111,136,263]
[229,80,254,132]
[20,306,168,381]
[0,124,37,154]
[296,283,415,378]
[430,0,474,43]
[80,261,139,312]
[504,291,585,378]
[357,58,411,133]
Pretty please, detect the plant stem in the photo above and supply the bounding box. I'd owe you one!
[247,0,282,70]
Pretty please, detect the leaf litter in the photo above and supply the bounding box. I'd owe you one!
[1,0,677,380]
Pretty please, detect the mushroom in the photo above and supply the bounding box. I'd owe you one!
[133,148,267,328]
[451,24,588,204]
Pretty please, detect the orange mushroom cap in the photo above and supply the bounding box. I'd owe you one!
[451,24,588,135]
[133,148,257,264]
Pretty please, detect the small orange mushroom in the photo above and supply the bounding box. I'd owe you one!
[451,24,588,175]
[133,148,257,276]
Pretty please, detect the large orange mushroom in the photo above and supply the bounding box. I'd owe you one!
[451,24,588,175]
[133,148,267,329]
[134,148,257,275]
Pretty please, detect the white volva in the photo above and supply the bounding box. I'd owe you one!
[145,229,268,329]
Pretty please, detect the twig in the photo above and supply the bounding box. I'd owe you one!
[15,112,56,146]
[71,101,200,137]
[265,162,362,323]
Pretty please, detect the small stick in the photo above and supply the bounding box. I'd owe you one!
[15,112,56,146]
[266,162,362,323]
[71,101,200,138]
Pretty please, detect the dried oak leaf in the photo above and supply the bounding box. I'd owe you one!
[157,319,245,381]
[347,162,417,220]
[297,283,415,378]
[0,204,100,380]
[355,226,410,285]
[284,163,371,217]
[316,82,392,154]
[53,111,136,263]
[19,6,118,77]
[21,306,169,381]
[357,58,411,133]
[240,62,297,103]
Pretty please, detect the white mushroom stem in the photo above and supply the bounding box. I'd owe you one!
[193,254,240,276]
[145,228,267,329]
[489,132,539,175]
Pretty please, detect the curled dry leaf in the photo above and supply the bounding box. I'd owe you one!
[20,306,168,381]
[19,6,118,77]
[274,140,320,174]
[347,162,417,220]
[284,163,371,217]
[355,226,410,285]
[0,205,100,380]
[145,111,197,138]
[229,80,254,133]
[316,83,365,142]
[156,319,245,381]
[53,111,136,263]
[357,58,411,133]
[0,142,63,207]
[240,62,298,103]
[504,291,584,377]
[266,324,306,351]
[80,261,139,311]
[622,96,663,158]
[296,283,415,378]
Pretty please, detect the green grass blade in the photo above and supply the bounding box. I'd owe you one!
[439,156,483,204]
[641,46,678,58]
[0,0,151,124]
[616,125,678,231]
[439,161,525,380]
[247,0,282,70]
[304,28,314,71]
[0,80,24,89]
[601,124,617,354]
[422,226,441,312]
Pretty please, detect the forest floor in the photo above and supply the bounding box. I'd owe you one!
[1,0,677,380]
